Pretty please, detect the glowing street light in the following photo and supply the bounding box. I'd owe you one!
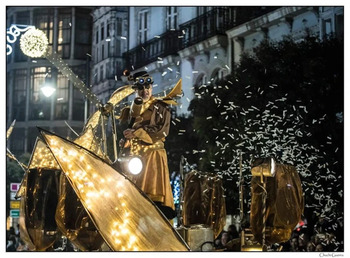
[41,85,56,98]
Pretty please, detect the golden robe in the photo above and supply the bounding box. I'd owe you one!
[125,96,175,214]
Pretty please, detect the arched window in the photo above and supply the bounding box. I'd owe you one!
[195,74,208,87]
[212,68,227,84]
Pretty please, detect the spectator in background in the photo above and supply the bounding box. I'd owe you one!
[227,224,239,239]
[306,241,315,252]
[16,239,28,251]
[315,244,323,252]
[298,233,309,251]
[289,237,300,251]
[314,215,328,234]
[215,231,232,250]
[6,235,17,252]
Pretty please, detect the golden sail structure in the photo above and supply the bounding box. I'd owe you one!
[40,129,190,251]
[17,137,107,251]
[17,138,61,251]
[81,84,135,133]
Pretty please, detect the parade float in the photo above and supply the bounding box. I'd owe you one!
[7,26,303,252]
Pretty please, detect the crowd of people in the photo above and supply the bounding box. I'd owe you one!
[7,213,344,252]
[6,225,28,252]
[214,214,343,252]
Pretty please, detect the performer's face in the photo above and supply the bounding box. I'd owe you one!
[136,84,152,101]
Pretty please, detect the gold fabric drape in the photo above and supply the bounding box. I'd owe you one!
[41,130,189,251]
[250,163,304,244]
[182,170,226,239]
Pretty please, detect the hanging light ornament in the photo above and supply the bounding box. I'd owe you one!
[20,28,48,58]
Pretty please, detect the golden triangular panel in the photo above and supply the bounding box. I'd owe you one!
[28,138,60,170]
[40,130,189,251]
[74,126,105,160]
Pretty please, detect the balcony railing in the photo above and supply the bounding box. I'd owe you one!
[124,7,281,70]
[179,7,235,49]
[124,30,182,70]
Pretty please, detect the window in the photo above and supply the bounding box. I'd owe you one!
[107,23,111,38]
[201,75,208,85]
[196,74,208,86]
[33,9,54,47]
[96,29,99,44]
[72,87,84,120]
[14,11,30,62]
[57,8,71,59]
[197,6,213,15]
[138,10,148,44]
[106,62,110,79]
[95,46,99,62]
[94,68,98,84]
[100,65,104,81]
[335,14,344,38]
[116,61,122,75]
[324,19,332,35]
[16,10,30,24]
[117,18,122,36]
[12,69,27,121]
[75,8,92,59]
[115,39,121,56]
[101,23,105,41]
[55,74,69,120]
[212,68,226,84]
[102,44,105,60]
[166,7,178,30]
[29,67,52,120]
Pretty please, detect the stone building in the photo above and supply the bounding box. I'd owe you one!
[123,6,343,114]
[6,7,93,155]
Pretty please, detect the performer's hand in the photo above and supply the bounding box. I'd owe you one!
[119,138,130,148]
[123,129,135,139]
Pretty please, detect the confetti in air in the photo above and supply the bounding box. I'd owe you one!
[177,38,344,249]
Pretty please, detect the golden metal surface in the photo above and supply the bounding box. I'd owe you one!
[41,131,189,251]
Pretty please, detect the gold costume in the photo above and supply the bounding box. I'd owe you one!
[124,96,175,214]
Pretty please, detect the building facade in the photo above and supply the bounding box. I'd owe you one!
[90,7,129,104]
[6,7,93,155]
[123,6,343,113]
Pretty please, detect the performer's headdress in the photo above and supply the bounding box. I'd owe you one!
[123,70,154,90]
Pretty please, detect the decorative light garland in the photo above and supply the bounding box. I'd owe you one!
[6,24,35,55]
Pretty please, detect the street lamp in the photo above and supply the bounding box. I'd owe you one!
[41,85,56,98]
